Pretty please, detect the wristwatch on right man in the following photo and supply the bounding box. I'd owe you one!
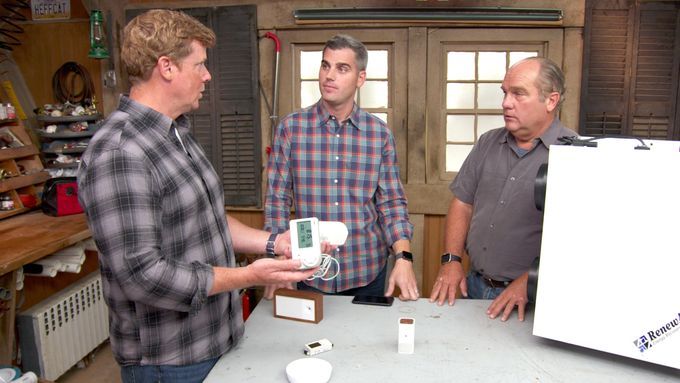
[441,253,462,265]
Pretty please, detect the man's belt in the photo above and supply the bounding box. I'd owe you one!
[475,271,511,288]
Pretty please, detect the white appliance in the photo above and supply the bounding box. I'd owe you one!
[533,138,680,369]
[17,272,109,380]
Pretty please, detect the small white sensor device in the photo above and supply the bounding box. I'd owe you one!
[398,317,415,354]
[318,221,349,245]
[304,338,333,356]
[290,217,322,269]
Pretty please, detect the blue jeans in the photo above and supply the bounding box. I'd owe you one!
[465,272,506,300]
[297,263,387,297]
[120,356,219,383]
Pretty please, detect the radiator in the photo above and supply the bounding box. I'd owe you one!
[17,272,109,381]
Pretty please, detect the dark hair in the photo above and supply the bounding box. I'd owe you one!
[323,34,368,71]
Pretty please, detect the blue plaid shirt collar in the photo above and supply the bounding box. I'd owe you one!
[313,100,364,131]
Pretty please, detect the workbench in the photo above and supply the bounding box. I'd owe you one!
[0,211,91,364]
[205,296,679,382]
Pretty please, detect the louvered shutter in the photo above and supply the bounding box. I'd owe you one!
[629,3,680,139]
[581,0,680,140]
[580,2,633,136]
[182,8,215,161]
[187,6,261,207]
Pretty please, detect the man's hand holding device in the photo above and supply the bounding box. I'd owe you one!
[285,217,348,280]
[290,217,324,269]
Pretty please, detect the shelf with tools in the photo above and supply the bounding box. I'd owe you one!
[35,111,101,175]
[0,118,50,220]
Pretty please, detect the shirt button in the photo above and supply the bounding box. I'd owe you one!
[336,134,340,138]
[500,200,505,205]
[510,176,516,181]
[490,224,494,229]
[334,179,338,183]
[334,202,339,206]
[335,156,340,160]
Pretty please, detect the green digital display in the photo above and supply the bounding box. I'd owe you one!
[297,220,314,248]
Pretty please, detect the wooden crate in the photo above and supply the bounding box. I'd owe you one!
[0,120,49,220]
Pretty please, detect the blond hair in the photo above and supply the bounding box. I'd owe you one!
[122,9,216,84]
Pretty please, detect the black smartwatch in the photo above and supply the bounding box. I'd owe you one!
[441,253,462,264]
[266,233,278,258]
[395,251,413,262]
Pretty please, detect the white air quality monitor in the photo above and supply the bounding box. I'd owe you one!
[290,217,322,269]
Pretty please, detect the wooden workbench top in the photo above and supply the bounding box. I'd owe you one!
[0,211,90,276]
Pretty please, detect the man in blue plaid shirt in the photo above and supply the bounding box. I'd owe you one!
[265,34,418,300]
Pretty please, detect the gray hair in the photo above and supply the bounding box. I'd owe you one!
[324,34,368,72]
[517,57,565,110]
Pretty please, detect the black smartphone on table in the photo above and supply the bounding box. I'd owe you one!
[351,295,394,306]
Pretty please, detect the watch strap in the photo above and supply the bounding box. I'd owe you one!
[266,233,278,258]
[441,253,462,264]
[395,251,413,262]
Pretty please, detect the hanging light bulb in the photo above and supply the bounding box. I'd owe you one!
[88,10,109,59]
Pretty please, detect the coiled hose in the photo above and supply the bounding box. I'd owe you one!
[51,61,95,104]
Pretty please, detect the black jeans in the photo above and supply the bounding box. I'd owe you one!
[297,263,387,296]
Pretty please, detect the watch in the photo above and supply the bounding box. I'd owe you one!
[266,233,278,258]
[395,251,413,262]
[441,253,462,264]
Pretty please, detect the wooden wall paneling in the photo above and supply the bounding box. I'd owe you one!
[562,27,584,130]
[11,21,103,110]
[410,213,424,292]
[423,214,445,298]
[0,270,17,364]
[423,214,470,298]
[228,210,264,230]
[406,27,427,185]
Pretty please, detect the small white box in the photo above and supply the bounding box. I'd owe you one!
[273,289,323,324]
[398,317,415,354]
[304,338,333,356]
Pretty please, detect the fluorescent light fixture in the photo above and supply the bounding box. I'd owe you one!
[294,7,563,25]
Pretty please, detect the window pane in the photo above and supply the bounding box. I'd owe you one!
[300,51,322,79]
[301,80,320,108]
[366,50,388,78]
[360,81,388,108]
[372,112,387,123]
[446,115,475,142]
[446,144,473,172]
[477,83,503,109]
[509,51,538,66]
[447,83,475,109]
[478,115,505,138]
[478,52,506,80]
[447,52,475,80]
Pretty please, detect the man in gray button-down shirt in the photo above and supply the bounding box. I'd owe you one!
[429,57,576,322]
